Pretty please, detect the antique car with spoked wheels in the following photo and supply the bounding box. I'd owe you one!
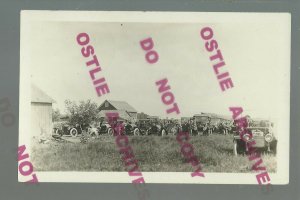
[118,121,140,136]
[127,118,177,136]
[53,121,87,137]
[161,119,180,136]
[131,119,158,136]
[94,120,117,136]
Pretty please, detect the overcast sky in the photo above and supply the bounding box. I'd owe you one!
[28,19,289,119]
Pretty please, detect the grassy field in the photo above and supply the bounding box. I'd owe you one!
[31,134,277,173]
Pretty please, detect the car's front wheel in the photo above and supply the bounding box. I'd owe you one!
[133,128,140,136]
[107,128,114,136]
[269,140,277,154]
[233,140,246,156]
[70,128,78,137]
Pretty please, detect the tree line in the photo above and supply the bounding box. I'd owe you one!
[52,99,99,126]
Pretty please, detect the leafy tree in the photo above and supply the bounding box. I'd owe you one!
[52,108,61,122]
[64,99,99,126]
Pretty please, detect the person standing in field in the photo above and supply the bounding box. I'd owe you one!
[193,118,198,136]
[181,120,189,133]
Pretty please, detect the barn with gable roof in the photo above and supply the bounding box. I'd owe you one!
[97,100,138,121]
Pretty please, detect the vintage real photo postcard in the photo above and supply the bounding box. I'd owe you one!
[19,11,290,184]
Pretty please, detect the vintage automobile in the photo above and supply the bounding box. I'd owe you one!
[53,121,87,137]
[233,120,277,155]
[114,120,140,136]
[162,120,180,136]
[192,114,213,135]
[130,119,161,136]
[124,119,179,136]
[123,122,140,136]
[93,119,138,136]
[92,120,117,136]
[216,121,233,135]
[193,113,232,135]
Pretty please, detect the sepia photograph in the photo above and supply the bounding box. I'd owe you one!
[19,11,290,184]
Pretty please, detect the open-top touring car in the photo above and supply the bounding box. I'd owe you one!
[53,121,89,137]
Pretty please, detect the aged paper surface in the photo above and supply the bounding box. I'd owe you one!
[19,11,290,184]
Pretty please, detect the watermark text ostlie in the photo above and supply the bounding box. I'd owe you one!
[200,26,271,187]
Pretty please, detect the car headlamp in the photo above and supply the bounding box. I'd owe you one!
[243,133,251,141]
[265,134,273,143]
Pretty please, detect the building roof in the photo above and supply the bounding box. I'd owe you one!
[137,112,149,119]
[194,112,232,120]
[147,116,159,119]
[31,84,55,103]
[97,110,132,121]
[100,100,137,112]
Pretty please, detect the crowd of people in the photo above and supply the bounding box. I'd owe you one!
[117,117,234,136]
[181,117,233,136]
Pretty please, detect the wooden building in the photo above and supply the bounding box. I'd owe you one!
[98,100,138,121]
[31,84,55,138]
